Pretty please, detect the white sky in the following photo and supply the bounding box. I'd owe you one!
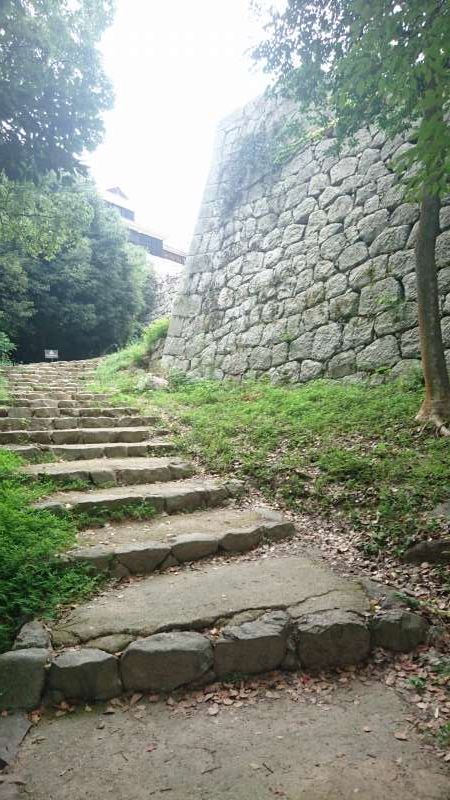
[89,0,270,251]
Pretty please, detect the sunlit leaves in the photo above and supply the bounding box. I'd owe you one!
[253,0,450,198]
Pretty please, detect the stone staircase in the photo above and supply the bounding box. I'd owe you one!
[0,359,430,711]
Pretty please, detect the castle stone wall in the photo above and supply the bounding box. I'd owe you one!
[163,96,450,383]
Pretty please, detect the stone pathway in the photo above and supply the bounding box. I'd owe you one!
[0,359,448,798]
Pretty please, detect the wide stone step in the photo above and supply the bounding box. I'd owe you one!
[0,414,161,431]
[35,477,243,517]
[24,456,194,487]
[70,506,295,576]
[3,439,176,461]
[0,556,418,709]
[10,392,112,402]
[64,407,140,418]
[0,426,152,445]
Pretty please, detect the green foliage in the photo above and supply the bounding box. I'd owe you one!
[0,0,114,180]
[0,173,94,260]
[143,377,450,558]
[408,676,427,693]
[72,500,157,530]
[0,451,103,653]
[95,318,170,379]
[437,723,450,748]
[0,332,15,362]
[0,184,155,361]
[253,0,450,199]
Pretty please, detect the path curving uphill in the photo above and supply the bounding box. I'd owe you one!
[0,358,430,709]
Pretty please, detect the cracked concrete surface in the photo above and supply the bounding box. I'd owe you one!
[52,555,369,646]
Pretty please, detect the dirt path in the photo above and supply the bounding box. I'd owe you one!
[15,680,450,800]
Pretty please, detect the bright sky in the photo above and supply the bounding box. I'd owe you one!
[89,0,270,251]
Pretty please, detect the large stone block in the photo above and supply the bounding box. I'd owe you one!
[327,195,353,224]
[330,157,358,185]
[357,209,389,244]
[369,225,410,256]
[357,335,400,370]
[300,360,324,381]
[327,350,356,378]
[13,621,51,651]
[48,649,122,701]
[171,534,218,562]
[121,633,213,691]
[296,610,370,670]
[312,323,342,361]
[329,291,359,322]
[338,242,368,271]
[359,277,401,316]
[370,610,428,652]
[0,649,48,710]
[115,543,170,574]
[214,611,289,677]
[289,332,314,361]
[436,230,450,269]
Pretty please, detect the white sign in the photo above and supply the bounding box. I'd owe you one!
[44,349,59,360]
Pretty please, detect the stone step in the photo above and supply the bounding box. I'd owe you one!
[70,506,295,576]
[62,407,140,418]
[35,477,243,517]
[0,426,153,446]
[10,555,422,708]
[2,439,176,461]
[0,415,161,431]
[3,399,122,410]
[24,456,194,487]
[10,392,111,402]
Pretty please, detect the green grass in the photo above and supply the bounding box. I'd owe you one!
[94,318,169,383]
[137,375,450,559]
[0,451,105,653]
[437,722,450,748]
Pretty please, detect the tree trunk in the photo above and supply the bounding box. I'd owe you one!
[414,191,450,430]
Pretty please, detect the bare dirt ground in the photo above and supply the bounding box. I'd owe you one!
[14,677,450,800]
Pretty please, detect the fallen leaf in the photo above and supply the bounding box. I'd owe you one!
[129,693,143,707]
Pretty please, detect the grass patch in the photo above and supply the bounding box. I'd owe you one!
[94,318,169,382]
[0,451,105,653]
[71,500,157,530]
[139,376,450,558]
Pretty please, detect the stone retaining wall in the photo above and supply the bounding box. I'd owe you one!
[148,270,184,324]
[163,95,450,382]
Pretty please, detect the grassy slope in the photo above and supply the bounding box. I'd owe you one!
[0,451,105,653]
[92,363,450,563]
[151,378,450,557]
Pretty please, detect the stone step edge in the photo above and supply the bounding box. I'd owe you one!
[35,479,245,517]
[0,601,429,710]
[67,520,296,577]
[0,415,160,427]
[0,440,176,461]
[24,460,194,489]
[0,426,167,447]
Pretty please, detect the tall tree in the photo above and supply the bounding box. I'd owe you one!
[0,0,114,179]
[13,190,154,361]
[253,0,450,431]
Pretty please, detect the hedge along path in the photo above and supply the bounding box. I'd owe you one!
[0,358,430,711]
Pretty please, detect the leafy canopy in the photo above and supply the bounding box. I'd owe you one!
[253,0,450,197]
[0,184,155,361]
[0,0,114,179]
